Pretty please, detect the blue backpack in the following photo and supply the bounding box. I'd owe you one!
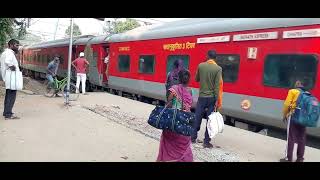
[291,88,320,127]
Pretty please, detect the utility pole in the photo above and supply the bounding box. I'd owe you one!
[65,18,74,105]
[107,20,111,35]
[27,18,31,28]
[53,18,60,40]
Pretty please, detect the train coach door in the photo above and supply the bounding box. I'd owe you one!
[101,45,109,83]
[85,45,101,86]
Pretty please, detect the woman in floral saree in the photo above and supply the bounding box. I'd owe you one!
[157,69,193,162]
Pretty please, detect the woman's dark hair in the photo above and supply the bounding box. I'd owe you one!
[173,59,180,68]
[178,69,190,85]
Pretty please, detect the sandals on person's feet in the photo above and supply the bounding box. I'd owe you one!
[5,115,20,120]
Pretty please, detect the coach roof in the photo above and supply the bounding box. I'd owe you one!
[108,18,320,42]
[25,35,96,49]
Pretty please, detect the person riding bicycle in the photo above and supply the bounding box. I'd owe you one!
[46,55,60,94]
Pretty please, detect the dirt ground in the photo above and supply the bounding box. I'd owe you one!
[0,94,159,162]
[0,79,320,162]
[78,92,320,162]
[0,77,47,97]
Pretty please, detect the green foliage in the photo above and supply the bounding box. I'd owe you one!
[104,18,140,35]
[0,18,14,53]
[0,18,29,53]
[65,23,82,37]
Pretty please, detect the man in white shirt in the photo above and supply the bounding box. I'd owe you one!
[0,39,21,120]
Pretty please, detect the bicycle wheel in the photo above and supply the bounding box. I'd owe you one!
[44,83,56,97]
[62,83,80,101]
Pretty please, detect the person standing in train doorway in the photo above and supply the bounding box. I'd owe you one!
[192,50,223,148]
[281,80,308,162]
[104,48,109,78]
[72,52,89,95]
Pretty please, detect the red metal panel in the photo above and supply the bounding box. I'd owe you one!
[109,24,320,101]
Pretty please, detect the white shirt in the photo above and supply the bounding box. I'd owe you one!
[104,56,109,64]
[0,48,20,81]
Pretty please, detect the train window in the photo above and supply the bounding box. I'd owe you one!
[59,54,64,64]
[263,54,318,90]
[166,55,190,74]
[41,55,45,64]
[118,55,130,72]
[47,55,51,64]
[37,54,40,63]
[216,54,240,82]
[139,55,155,74]
[42,54,47,64]
[40,55,44,64]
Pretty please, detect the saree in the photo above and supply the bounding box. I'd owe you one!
[157,84,193,162]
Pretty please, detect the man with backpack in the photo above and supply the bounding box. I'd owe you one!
[280,79,318,162]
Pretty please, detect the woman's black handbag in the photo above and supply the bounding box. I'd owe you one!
[147,105,195,136]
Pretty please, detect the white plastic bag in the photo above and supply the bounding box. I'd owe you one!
[5,70,23,90]
[207,111,224,138]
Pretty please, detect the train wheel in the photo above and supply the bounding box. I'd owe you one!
[248,124,264,132]
[133,94,138,101]
[118,90,122,97]
[224,116,233,126]
[86,82,92,92]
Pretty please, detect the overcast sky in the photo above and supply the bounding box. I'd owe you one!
[26,18,187,41]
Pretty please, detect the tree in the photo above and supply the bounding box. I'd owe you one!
[65,23,82,37]
[0,18,29,53]
[104,18,140,35]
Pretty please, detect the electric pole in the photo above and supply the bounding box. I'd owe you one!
[65,18,74,105]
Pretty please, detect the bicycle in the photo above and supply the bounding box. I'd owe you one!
[44,76,79,101]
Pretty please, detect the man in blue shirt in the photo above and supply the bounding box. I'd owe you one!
[46,55,60,86]
[46,55,60,97]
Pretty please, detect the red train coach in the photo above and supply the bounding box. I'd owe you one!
[21,35,110,89]
[107,18,320,138]
[21,35,94,79]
